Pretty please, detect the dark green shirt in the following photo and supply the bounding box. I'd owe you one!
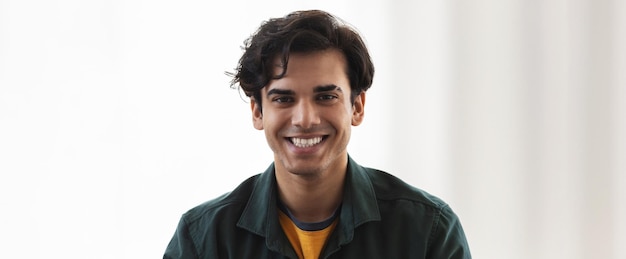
[164,156,471,258]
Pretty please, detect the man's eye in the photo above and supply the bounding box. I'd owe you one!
[273,96,293,103]
[317,94,338,101]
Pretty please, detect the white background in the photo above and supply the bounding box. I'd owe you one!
[1,0,624,258]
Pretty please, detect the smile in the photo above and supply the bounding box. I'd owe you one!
[290,136,324,148]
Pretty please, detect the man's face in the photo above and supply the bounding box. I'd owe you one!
[251,49,365,177]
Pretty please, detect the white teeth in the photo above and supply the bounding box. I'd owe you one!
[291,137,323,148]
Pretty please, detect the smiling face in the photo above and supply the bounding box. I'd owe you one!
[251,49,365,178]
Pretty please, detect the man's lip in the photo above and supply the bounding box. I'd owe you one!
[284,134,328,141]
[285,135,328,148]
[285,134,327,138]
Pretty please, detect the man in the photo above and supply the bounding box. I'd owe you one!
[164,10,471,259]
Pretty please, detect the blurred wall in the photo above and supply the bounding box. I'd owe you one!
[446,1,625,258]
[0,0,624,258]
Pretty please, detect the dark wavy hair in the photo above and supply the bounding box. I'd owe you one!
[228,10,374,109]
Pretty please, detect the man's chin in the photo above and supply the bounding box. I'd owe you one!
[280,159,325,176]
[285,163,322,175]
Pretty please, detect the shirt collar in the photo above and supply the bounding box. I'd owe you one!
[236,155,381,253]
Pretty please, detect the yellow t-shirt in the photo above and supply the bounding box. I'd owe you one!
[278,210,338,259]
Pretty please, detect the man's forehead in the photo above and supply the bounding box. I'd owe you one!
[264,50,350,94]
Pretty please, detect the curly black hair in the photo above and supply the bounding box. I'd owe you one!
[228,10,374,109]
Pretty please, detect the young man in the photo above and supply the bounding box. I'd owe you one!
[164,10,471,259]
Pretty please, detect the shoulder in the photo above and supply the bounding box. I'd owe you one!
[180,174,260,226]
[164,173,269,258]
[362,167,449,210]
[361,167,469,248]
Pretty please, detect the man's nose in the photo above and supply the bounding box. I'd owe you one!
[291,100,320,129]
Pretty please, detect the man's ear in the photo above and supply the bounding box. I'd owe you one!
[251,98,264,130]
[351,92,366,126]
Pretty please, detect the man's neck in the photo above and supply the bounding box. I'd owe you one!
[275,164,347,223]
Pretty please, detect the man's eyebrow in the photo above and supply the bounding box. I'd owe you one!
[314,84,342,93]
[266,88,294,97]
[266,85,341,97]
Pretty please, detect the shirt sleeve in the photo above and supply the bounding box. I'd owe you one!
[163,216,200,259]
[426,205,472,259]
